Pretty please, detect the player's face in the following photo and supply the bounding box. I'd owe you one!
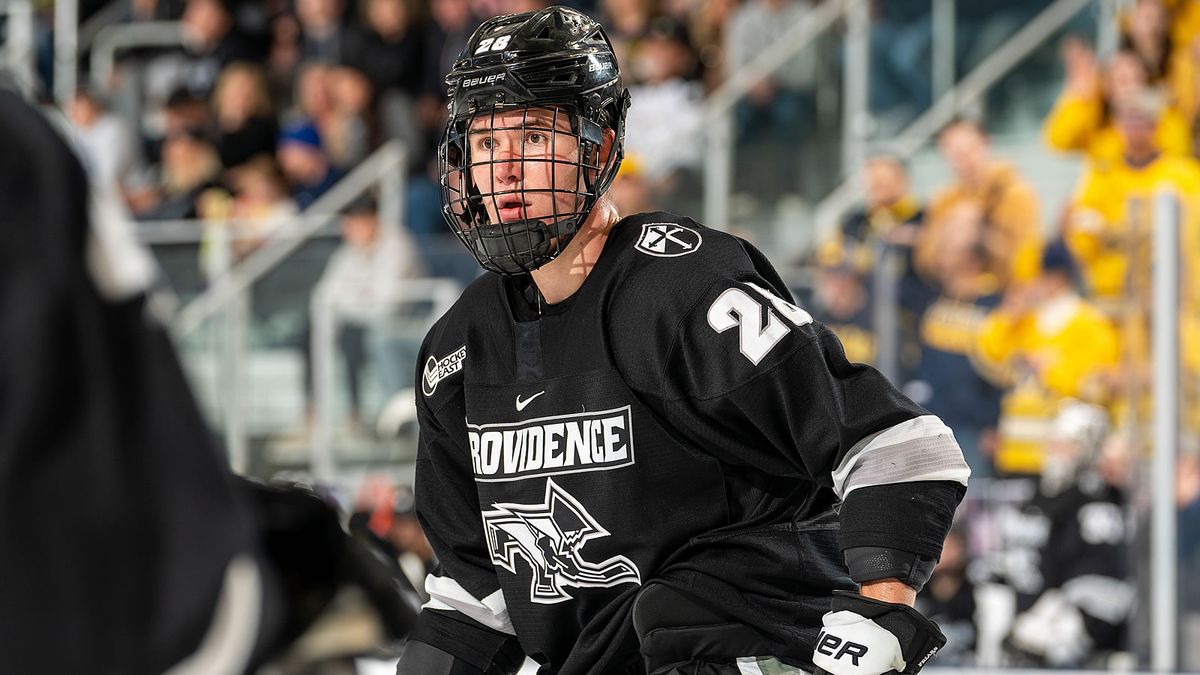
[466,107,587,225]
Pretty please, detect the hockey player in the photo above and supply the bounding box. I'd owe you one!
[1004,402,1132,667]
[400,7,970,675]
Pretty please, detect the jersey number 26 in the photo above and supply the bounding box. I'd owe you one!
[707,283,812,365]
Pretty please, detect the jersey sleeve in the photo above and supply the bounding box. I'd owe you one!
[613,268,969,584]
[407,347,524,674]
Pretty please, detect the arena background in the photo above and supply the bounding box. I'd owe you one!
[2,0,1199,672]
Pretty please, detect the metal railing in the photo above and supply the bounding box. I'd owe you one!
[841,0,870,176]
[310,279,461,479]
[135,218,342,246]
[45,0,180,104]
[813,0,1093,242]
[172,140,407,337]
[932,0,957,101]
[691,0,976,234]
[1150,190,1180,672]
[146,140,408,473]
[54,0,78,103]
[1,0,36,98]
[80,0,137,58]
[700,0,856,229]
[1095,0,1122,58]
[88,20,184,92]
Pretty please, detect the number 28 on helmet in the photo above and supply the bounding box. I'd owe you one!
[438,6,631,275]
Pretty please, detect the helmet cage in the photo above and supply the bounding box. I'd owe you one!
[439,102,621,275]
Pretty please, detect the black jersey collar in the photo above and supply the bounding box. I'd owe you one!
[501,214,636,321]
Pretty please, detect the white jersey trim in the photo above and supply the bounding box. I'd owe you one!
[164,555,262,675]
[832,415,970,499]
[423,574,516,635]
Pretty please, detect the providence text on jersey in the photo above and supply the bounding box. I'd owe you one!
[468,407,635,481]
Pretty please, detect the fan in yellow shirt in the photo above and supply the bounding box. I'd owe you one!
[976,243,1120,475]
[1043,44,1191,162]
[1065,91,1200,312]
[1121,0,1200,122]
[917,119,1043,289]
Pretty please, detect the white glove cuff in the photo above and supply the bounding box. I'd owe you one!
[813,610,907,675]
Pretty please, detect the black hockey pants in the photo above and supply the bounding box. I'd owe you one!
[632,583,809,674]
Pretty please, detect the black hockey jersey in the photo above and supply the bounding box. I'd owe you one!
[411,213,969,673]
[1022,476,1131,652]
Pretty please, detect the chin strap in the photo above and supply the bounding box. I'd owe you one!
[467,215,583,275]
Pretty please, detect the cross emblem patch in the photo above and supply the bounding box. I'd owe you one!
[635,223,703,258]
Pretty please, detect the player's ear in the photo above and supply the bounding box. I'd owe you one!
[598,128,616,169]
[587,128,617,185]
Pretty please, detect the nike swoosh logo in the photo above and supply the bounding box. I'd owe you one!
[515,391,545,411]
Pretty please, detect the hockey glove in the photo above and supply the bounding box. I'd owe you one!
[1006,589,1090,666]
[812,591,946,675]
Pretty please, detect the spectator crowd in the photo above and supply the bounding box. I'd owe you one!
[26,0,1200,669]
[816,0,1200,668]
[60,0,840,233]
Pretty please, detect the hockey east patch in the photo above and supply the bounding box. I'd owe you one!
[422,345,466,396]
[467,406,635,482]
[483,478,642,604]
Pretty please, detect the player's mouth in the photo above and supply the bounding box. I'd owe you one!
[497,198,532,222]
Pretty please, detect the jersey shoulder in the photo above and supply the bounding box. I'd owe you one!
[603,211,775,314]
[601,212,816,396]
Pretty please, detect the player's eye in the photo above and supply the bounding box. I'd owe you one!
[475,136,495,152]
[526,131,547,146]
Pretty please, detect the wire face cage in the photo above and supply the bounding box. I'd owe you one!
[437,5,629,275]
[439,103,617,275]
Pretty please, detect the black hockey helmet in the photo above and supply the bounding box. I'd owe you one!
[438,6,630,275]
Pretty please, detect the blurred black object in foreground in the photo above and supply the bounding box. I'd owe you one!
[0,88,414,675]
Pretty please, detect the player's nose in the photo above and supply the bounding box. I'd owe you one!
[492,149,523,186]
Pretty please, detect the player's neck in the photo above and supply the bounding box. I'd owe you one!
[530,196,621,305]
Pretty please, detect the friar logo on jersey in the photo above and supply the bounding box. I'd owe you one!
[483,479,642,604]
[422,345,466,396]
[635,223,702,257]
